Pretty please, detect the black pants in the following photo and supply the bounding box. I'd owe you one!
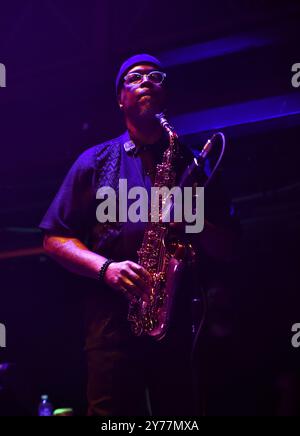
[85,292,195,416]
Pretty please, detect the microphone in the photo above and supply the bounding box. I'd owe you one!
[194,133,217,166]
[179,133,222,188]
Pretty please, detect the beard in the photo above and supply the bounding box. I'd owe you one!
[137,96,162,119]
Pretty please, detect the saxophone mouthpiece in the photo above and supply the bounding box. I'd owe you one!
[155,113,174,133]
[155,112,166,125]
[155,112,165,121]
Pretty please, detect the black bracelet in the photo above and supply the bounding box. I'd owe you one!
[98,259,114,282]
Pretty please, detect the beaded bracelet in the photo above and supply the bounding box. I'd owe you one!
[98,259,114,282]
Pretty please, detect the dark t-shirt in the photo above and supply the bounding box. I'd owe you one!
[39,130,235,349]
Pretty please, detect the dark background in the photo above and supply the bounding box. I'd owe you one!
[0,0,300,415]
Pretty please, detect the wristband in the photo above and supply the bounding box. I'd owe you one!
[98,259,114,282]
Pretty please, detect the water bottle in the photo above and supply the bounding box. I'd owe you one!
[38,394,53,416]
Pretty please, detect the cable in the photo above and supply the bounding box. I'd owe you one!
[189,131,226,415]
[204,132,226,188]
[190,284,208,416]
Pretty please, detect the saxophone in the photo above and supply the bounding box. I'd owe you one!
[127,113,193,340]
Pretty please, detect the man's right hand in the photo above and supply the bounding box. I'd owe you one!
[43,235,152,302]
[104,260,152,302]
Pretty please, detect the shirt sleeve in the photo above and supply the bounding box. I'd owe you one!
[39,148,96,240]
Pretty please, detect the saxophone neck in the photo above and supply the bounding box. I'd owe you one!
[155,113,179,163]
[155,113,178,139]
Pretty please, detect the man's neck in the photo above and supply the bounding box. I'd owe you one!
[126,118,163,149]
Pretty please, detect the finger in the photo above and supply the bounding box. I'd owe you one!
[125,268,151,302]
[122,277,143,299]
[124,269,147,292]
[129,262,152,284]
[123,275,150,303]
[119,285,135,302]
[119,285,128,297]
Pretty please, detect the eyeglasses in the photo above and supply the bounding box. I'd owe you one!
[123,70,166,86]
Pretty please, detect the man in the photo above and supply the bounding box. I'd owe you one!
[40,54,237,416]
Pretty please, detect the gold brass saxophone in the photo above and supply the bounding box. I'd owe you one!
[127,113,193,340]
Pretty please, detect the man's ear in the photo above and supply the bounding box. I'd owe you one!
[118,92,124,110]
